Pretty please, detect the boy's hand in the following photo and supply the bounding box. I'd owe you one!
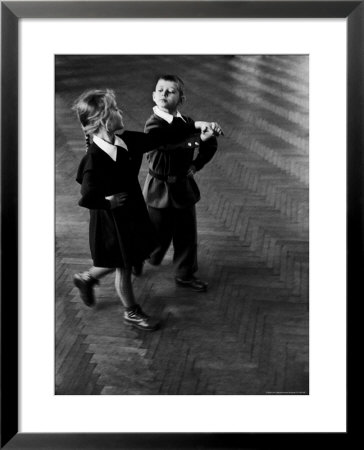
[106,192,128,209]
[195,121,224,138]
[200,127,215,141]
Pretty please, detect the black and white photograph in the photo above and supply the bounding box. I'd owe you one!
[1,0,354,446]
[55,54,309,395]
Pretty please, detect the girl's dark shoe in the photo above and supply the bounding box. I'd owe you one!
[146,256,161,266]
[123,305,159,331]
[175,276,208,292]
[73,273,99,307]
[132,261,144,276]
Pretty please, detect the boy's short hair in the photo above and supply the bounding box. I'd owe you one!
[155,74,185,98]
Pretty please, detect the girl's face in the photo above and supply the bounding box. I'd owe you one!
[106,103,124,132]
[153,80,182,114]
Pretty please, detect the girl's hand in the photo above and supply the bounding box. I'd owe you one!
[200,124,223,141]
[194,121,211,132]
[106,192,128,209]
[195,121,224,140]
[187,165,196,177]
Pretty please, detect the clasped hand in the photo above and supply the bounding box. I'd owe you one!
[195,121,224,141]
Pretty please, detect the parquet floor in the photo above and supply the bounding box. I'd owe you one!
[55,55,309,395]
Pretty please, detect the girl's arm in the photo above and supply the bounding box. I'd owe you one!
[78,169,112,209]
[136,116,198,153]
[120,118,221,154]
[121,129,201,154]
[143,117,198,152]
[144,117,223,153]
[77,157,127,210]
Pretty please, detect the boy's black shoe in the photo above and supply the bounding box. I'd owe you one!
[175,276,208,292]
[73,273,99,307]
[123,305,159,331]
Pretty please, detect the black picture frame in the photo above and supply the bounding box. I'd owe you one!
[1,1,357,448]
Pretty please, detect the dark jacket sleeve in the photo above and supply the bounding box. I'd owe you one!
[144,115,201,152]
[76,155,111,210]
[192,136,218,172]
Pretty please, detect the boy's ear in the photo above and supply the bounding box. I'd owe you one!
[152,91,157,103]
[180,94,186,105]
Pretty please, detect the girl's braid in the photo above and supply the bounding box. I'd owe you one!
[84,133,91,152]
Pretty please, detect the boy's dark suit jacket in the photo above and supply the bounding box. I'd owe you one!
[143,114,218,209]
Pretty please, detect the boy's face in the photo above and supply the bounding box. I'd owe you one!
[153,79,182,114]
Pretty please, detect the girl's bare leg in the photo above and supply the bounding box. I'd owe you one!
[115,267,136,308]
[88,267,114,279]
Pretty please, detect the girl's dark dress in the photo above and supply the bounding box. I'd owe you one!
[76,127,195,268]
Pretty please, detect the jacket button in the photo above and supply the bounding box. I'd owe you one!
[188,142,192,146]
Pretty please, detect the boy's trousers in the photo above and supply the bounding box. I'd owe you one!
[147,205,198,279]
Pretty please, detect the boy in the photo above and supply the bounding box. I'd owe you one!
[142,75,223,292]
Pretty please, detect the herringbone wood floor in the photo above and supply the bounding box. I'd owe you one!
[55,55,309,395]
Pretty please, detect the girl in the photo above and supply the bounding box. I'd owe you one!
[72,89,216,331]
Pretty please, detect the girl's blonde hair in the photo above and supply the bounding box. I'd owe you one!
[72,89,117,137]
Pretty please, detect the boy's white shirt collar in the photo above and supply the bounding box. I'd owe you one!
[153,106,186,124]
[92,134,128,161]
